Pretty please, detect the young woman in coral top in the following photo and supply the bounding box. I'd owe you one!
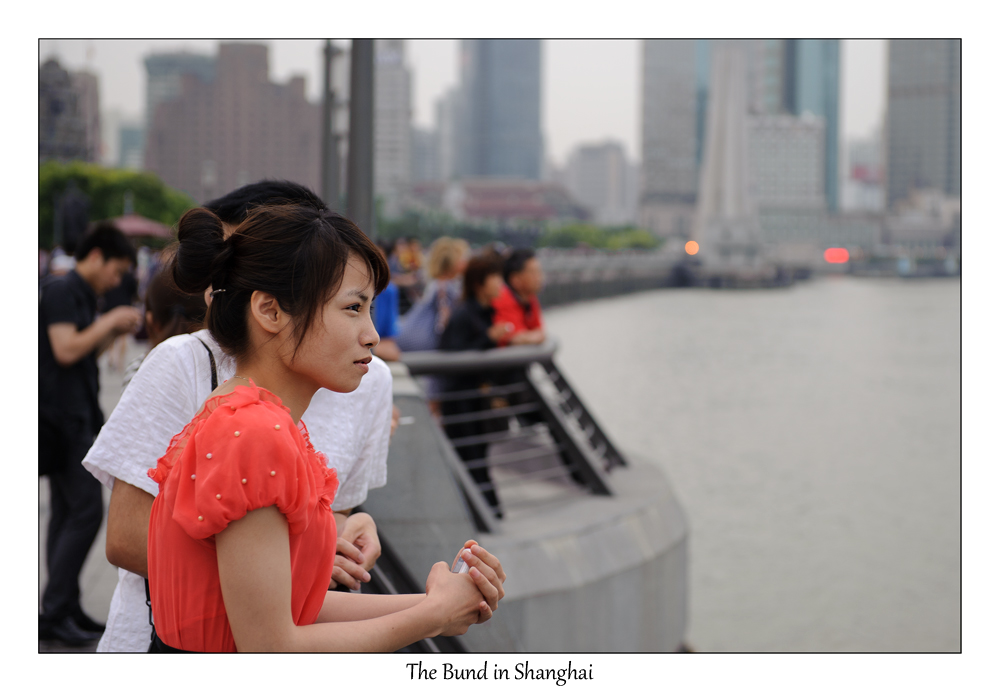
[146,204,505,652]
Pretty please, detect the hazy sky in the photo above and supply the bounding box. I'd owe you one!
[39,39,886,166]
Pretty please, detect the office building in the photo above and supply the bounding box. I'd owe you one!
[883,188,960,249]
[140,52,215,172]
[73,71,101,164]
[456,40,543,180]
[749,113,826,211]
[411,126,440,183]
[435,86,463,181]
[640,40,701,237]
[144,52,216,129]
[750,114,880,250]
[119,123,145,170]
[780,40,841,212]
[641,39,771,237]
[374,40,413,218]
[885,39,960,209]
[641,39,841,237]
[443,179,588,224]
[39,58,99,163]
[143,43,320,202]
[692,41,761,267]
[565,141,637,225]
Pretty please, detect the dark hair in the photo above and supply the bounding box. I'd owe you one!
[463,251,504,301]
[145,262,207,347]
[172,204,388,361]
[203,180,327,226]
[74,221,137,264]
[502,247,536,285]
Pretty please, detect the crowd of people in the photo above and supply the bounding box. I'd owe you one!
[376,238,550,518]
[384,238,547,356]
[38,180,512,652]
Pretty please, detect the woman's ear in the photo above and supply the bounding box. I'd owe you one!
[248,291,288,335]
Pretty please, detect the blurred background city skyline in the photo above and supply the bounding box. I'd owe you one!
[39,38,959,279]
[38,39,888,166]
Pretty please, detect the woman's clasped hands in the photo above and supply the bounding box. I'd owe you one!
[426,540,507,636]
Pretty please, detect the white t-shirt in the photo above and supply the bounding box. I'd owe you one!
[82,329,392,652]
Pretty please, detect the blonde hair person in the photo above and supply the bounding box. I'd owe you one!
[426,237,468,281]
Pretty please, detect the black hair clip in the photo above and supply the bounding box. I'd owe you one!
[210,288,226,296]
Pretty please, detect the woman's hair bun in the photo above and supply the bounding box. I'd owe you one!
[172,207,232,294]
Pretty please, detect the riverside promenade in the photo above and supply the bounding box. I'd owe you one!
[39,337,147,652]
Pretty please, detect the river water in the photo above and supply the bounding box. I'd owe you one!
[544,275,960,652]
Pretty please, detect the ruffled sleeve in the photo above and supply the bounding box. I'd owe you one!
[149,384,338,541]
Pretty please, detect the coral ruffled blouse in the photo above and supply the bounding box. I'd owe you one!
[147,382,338,652]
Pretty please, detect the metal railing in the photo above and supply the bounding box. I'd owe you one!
[352,515,467,653]
[400,339,626,530]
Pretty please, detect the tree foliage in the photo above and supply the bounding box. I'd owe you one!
[537,223,661,250]
[375,206,499,247]
[39,161,196,249]
[373,204,661,252]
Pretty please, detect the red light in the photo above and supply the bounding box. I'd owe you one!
[824,248,850,264]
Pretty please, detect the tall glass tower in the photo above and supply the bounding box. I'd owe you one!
[886,39,960,209]
[458,40,543,180]
[782,40,841,213]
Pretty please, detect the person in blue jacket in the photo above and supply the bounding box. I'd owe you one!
[372,240,401,362]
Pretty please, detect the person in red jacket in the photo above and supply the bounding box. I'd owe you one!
[492,248,546,346]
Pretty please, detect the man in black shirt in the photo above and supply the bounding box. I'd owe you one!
[39,222,140,646]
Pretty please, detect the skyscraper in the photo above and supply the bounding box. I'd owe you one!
[692,41,761,268]
[410,126,439,183]
[749,113,826,211]
[640,40,700,237]
[885,39,960,209]
[435,86,463,182]
[143,43,320,202]
[641,38,841,235]
[781,40,840,212]
[142,51,217,178]
[641,39,770,237]
[374,39,413,217]
[144,52,216,129]
[39,58,99,163]
[457,39,543,180]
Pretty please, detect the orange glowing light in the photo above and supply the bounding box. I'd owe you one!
[824,247,850,264]
[685,241,700,255]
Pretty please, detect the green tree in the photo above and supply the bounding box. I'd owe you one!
[537,223,605,249]
[604,228,661,250]
[39,161,196,249]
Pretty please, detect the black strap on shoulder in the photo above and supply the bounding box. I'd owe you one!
[194,337,218,390]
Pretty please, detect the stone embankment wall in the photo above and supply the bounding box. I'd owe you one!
[536,251,682,307]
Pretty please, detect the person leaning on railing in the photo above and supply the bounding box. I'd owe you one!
[492,247,546,347]
[143,203,505,652]
[439,251,512,517]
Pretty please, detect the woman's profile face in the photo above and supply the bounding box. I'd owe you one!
[290,253,380,394]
